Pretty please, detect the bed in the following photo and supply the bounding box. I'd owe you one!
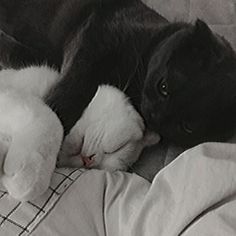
[1,0,236,235]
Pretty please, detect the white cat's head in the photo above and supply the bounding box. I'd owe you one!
[58,85,160,171]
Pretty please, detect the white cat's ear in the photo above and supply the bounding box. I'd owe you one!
[142,131,161,147]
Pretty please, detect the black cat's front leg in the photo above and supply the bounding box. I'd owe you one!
[44,14,115,134]
[44,38,103,134]
[45,64,100,134]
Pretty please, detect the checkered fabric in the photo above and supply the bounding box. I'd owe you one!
[0,168,86,236]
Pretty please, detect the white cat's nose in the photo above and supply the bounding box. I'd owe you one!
[80,154,95,167]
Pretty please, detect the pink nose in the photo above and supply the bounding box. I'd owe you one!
[81,154,95,167]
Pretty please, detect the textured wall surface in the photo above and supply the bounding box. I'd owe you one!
[144,0,236,50]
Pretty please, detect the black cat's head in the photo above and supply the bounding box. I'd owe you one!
[142,19,236,147]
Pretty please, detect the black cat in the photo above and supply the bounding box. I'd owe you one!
[0,0,236,148]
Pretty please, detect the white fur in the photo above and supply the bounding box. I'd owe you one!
[0,66,59,97]
[58,85,160,171]
[0,66,63,201]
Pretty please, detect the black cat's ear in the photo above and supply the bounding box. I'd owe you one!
[189,19,222,68]
[194,19,212,36]
[192,19,214,42]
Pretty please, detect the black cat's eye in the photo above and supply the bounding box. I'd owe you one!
[182,121,193,134]
[158,78,169,97]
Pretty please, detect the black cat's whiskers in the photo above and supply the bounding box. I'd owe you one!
[123,46,143,93]
[122,75,133,92]
[135,66,144,91]
[117,72,123,91]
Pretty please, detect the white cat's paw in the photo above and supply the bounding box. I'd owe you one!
[2,152,51,201]
[1,104,63,201]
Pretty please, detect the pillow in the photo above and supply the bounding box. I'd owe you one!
[144,0,236,50]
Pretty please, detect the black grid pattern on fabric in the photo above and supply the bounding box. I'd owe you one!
[0,168,85,236]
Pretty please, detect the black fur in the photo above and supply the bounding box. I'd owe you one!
[0,0,236,148]
[142,20,236,147]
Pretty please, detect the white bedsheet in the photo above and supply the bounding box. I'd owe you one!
[0,142,235,235]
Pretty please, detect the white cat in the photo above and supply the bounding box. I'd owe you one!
[0,66,160,201]
[58,85,160,171]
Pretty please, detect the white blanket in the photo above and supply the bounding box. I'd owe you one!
[0,142,236,235]
[145,0,236,50]
[0,1,235,235]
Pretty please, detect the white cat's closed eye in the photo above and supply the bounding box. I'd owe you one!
[104,141,129,155]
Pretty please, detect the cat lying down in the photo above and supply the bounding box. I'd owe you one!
[58,85,160,171]
[0,65,159,201]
